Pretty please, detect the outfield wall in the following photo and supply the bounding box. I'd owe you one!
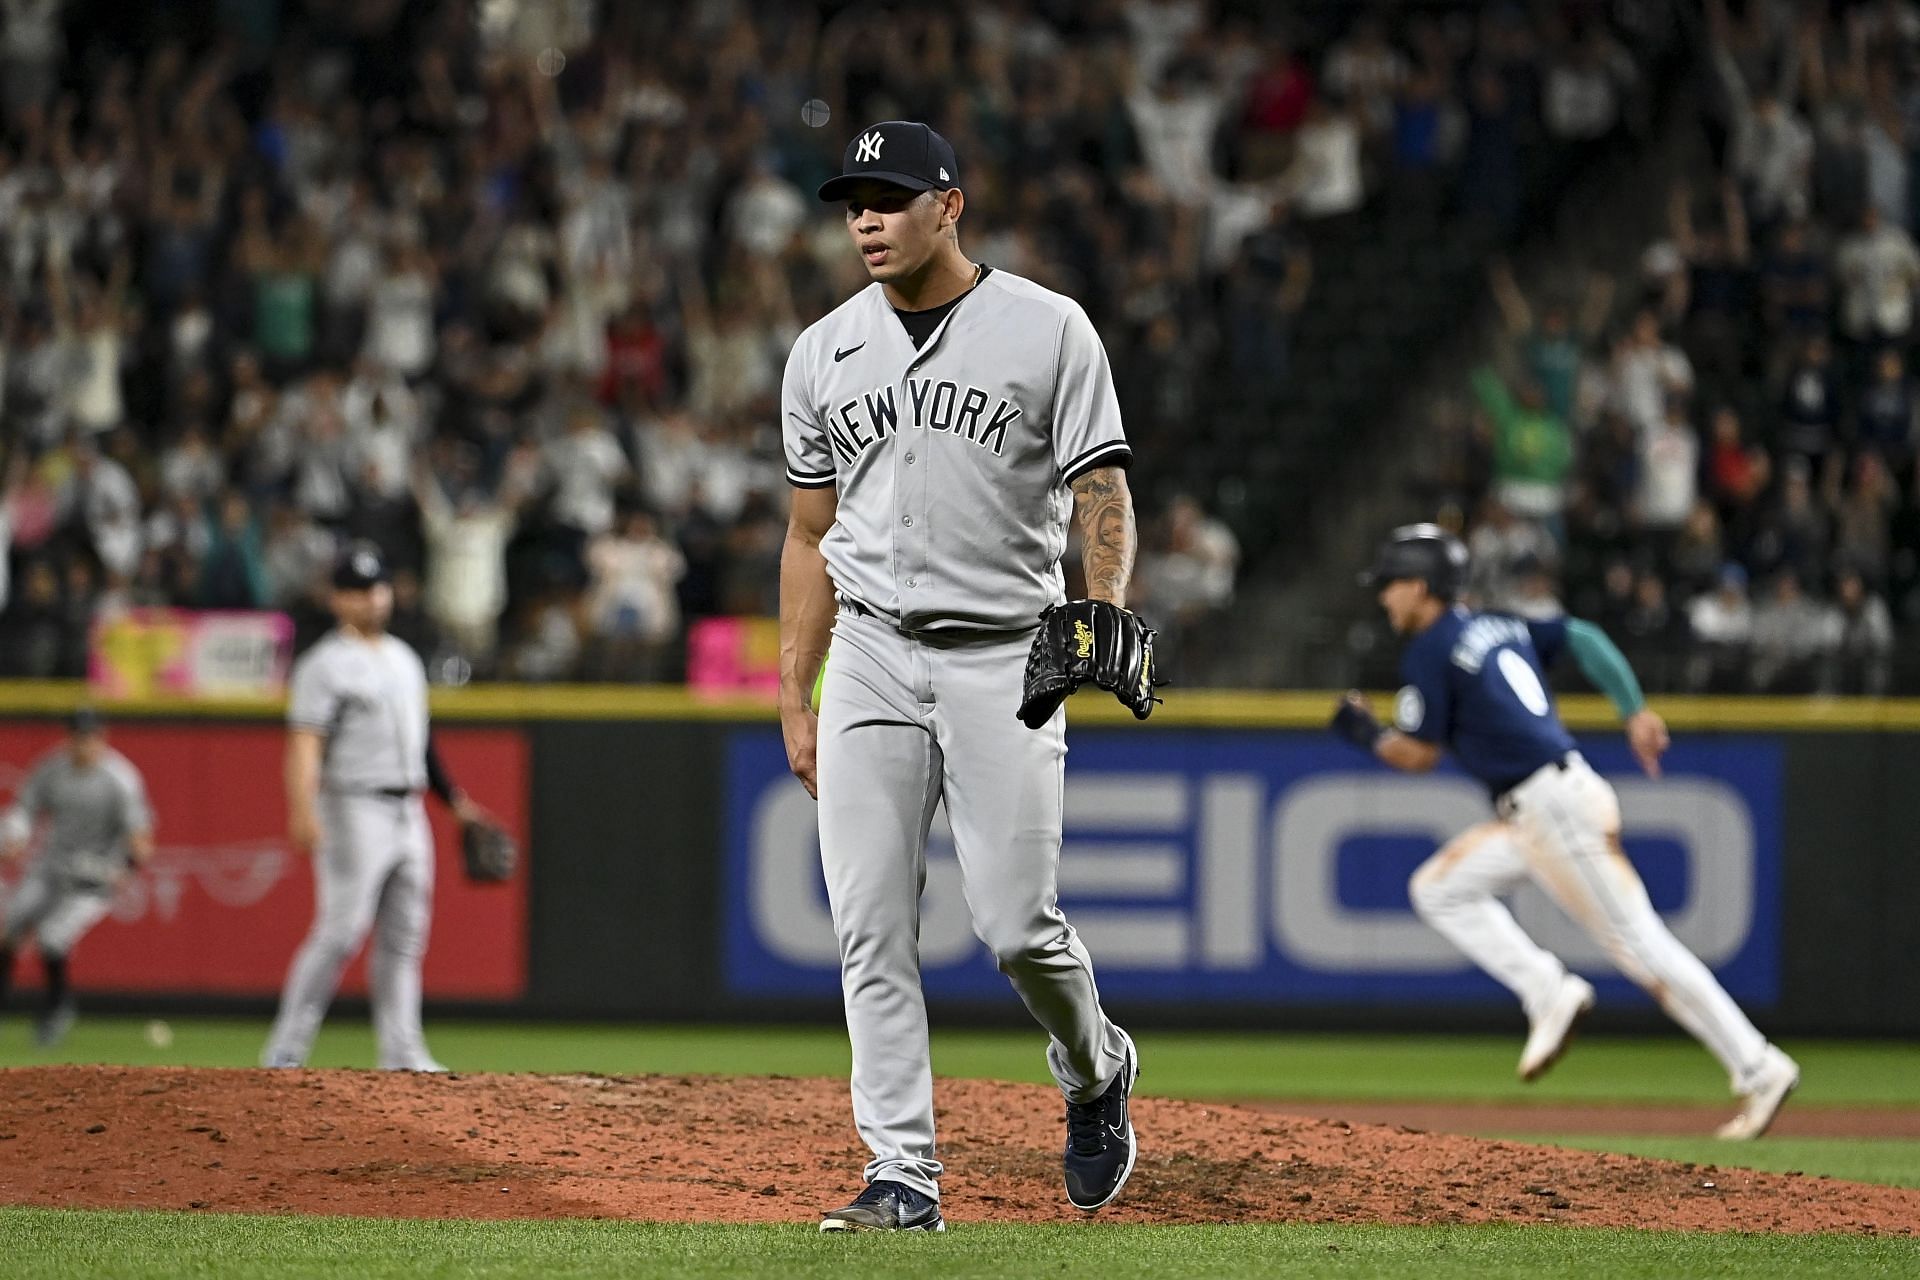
[0,684,1914,1035]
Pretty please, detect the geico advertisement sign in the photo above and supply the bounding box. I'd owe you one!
[723,730,1783,1004]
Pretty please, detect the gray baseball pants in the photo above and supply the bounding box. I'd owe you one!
[817,604,1131,1200]
[262,790,437,1070]
[3,868,115,958]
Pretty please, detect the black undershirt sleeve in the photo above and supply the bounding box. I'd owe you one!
[425,735,461,807]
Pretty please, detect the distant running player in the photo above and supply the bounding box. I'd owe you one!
[1331,524,1799,1140]
[0,709,153,1046]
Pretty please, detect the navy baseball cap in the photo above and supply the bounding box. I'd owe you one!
[70,707,103,736]
[333,541,390,590]
[817,121,961,202]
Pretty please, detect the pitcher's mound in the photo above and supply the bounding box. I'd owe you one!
[1,1067,1912,1234]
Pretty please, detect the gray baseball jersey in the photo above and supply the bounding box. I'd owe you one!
[783,267,1135,1203]
[287,630,431,792]
[4,746,151,885]
[265,628,440,1071]
[782,270,1132,631]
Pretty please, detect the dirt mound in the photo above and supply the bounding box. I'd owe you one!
[1,1067,1914,1234]
[1245,1099,1920,1140]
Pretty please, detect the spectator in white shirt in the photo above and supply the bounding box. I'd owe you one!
[1635,397,1700,531]
[157,423,226,504]
[1835,205,1920,345]
[342,361,421,502]
[1608,309,1695,435]
[1833,565,1895,695]
[1280,97,1365,219]
[62,432,142,578]
[361,238,437,378]
[1734,89,1814,226]
[1544,27,1634,141]
[412,448,535,668]
[1121,0,1205,88]
[1689,562,1754,646]
[1126,64,1227,204]
[1749,568,1841,692]
[586,506,686,661]
[542,403,630,539]
[1138,493,1238,622]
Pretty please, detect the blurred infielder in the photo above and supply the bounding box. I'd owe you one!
[1331,525,1799,1140]
[263,543,491,1071]
[781,121,1159,1232]
[0,708,153,1046]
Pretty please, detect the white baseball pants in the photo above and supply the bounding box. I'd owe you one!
[816,605,1131,1200]
[1408,754,1772,1089]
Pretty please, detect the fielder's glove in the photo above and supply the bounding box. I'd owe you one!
[460,818,518,883]
[1017,599,1161,730]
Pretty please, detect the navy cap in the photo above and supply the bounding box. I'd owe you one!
[817,121,961,202]
[332,541,390,590]
[70,707,103,736]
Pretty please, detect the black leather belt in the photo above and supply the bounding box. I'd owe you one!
[1493,754,1573,816]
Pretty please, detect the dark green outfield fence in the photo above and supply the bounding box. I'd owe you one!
[1,685,1914,1035]
[516,715,1920,1037]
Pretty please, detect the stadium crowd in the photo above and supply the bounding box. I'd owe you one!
[1439,0,1920,695]
[0,0,1675,684]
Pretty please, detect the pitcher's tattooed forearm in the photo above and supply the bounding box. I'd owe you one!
[1071,465,1135,606]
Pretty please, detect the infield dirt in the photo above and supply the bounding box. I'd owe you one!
[1,1067,1915,1234]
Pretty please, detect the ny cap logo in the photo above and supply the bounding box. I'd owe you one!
[855,131,885,163]
[353,551,380,578]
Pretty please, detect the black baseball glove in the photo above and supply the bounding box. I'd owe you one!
[461,818,518,883]
[1017,599,1161,730]
[1329,692,1385,751]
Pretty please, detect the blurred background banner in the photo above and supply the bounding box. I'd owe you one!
[87,609,293,700]
[721,728,1783,1008]
[0,720,529,999]
[684,616,781,698]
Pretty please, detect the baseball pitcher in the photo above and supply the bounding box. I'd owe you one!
[780,120,1160,1232]
[0,708,153,1046]
[1331,524,1799,1140]
[261,543,498,1071]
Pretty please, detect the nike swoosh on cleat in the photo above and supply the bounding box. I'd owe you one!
[834,343,866,362]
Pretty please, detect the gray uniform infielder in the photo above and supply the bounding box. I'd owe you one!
[0,708,153,1045]
[263,544,474,1071]
[781,120,1142,1228]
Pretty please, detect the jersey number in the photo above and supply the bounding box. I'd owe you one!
[1497,649,1551,717]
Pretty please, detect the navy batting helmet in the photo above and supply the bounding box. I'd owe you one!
[1361,523,1469,599]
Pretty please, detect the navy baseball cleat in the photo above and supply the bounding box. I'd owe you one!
[1063,1036,1139,1211]
[819,1180,946,1233]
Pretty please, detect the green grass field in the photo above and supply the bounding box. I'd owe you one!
[5,1019,1918,1277]
[5,1211,1917,1280]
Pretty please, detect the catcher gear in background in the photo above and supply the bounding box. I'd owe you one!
[461,819,517,883]
[1361,523,1469,598]
[1018,600,1160,729]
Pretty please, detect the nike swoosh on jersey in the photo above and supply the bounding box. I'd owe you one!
[834,343,866,362]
